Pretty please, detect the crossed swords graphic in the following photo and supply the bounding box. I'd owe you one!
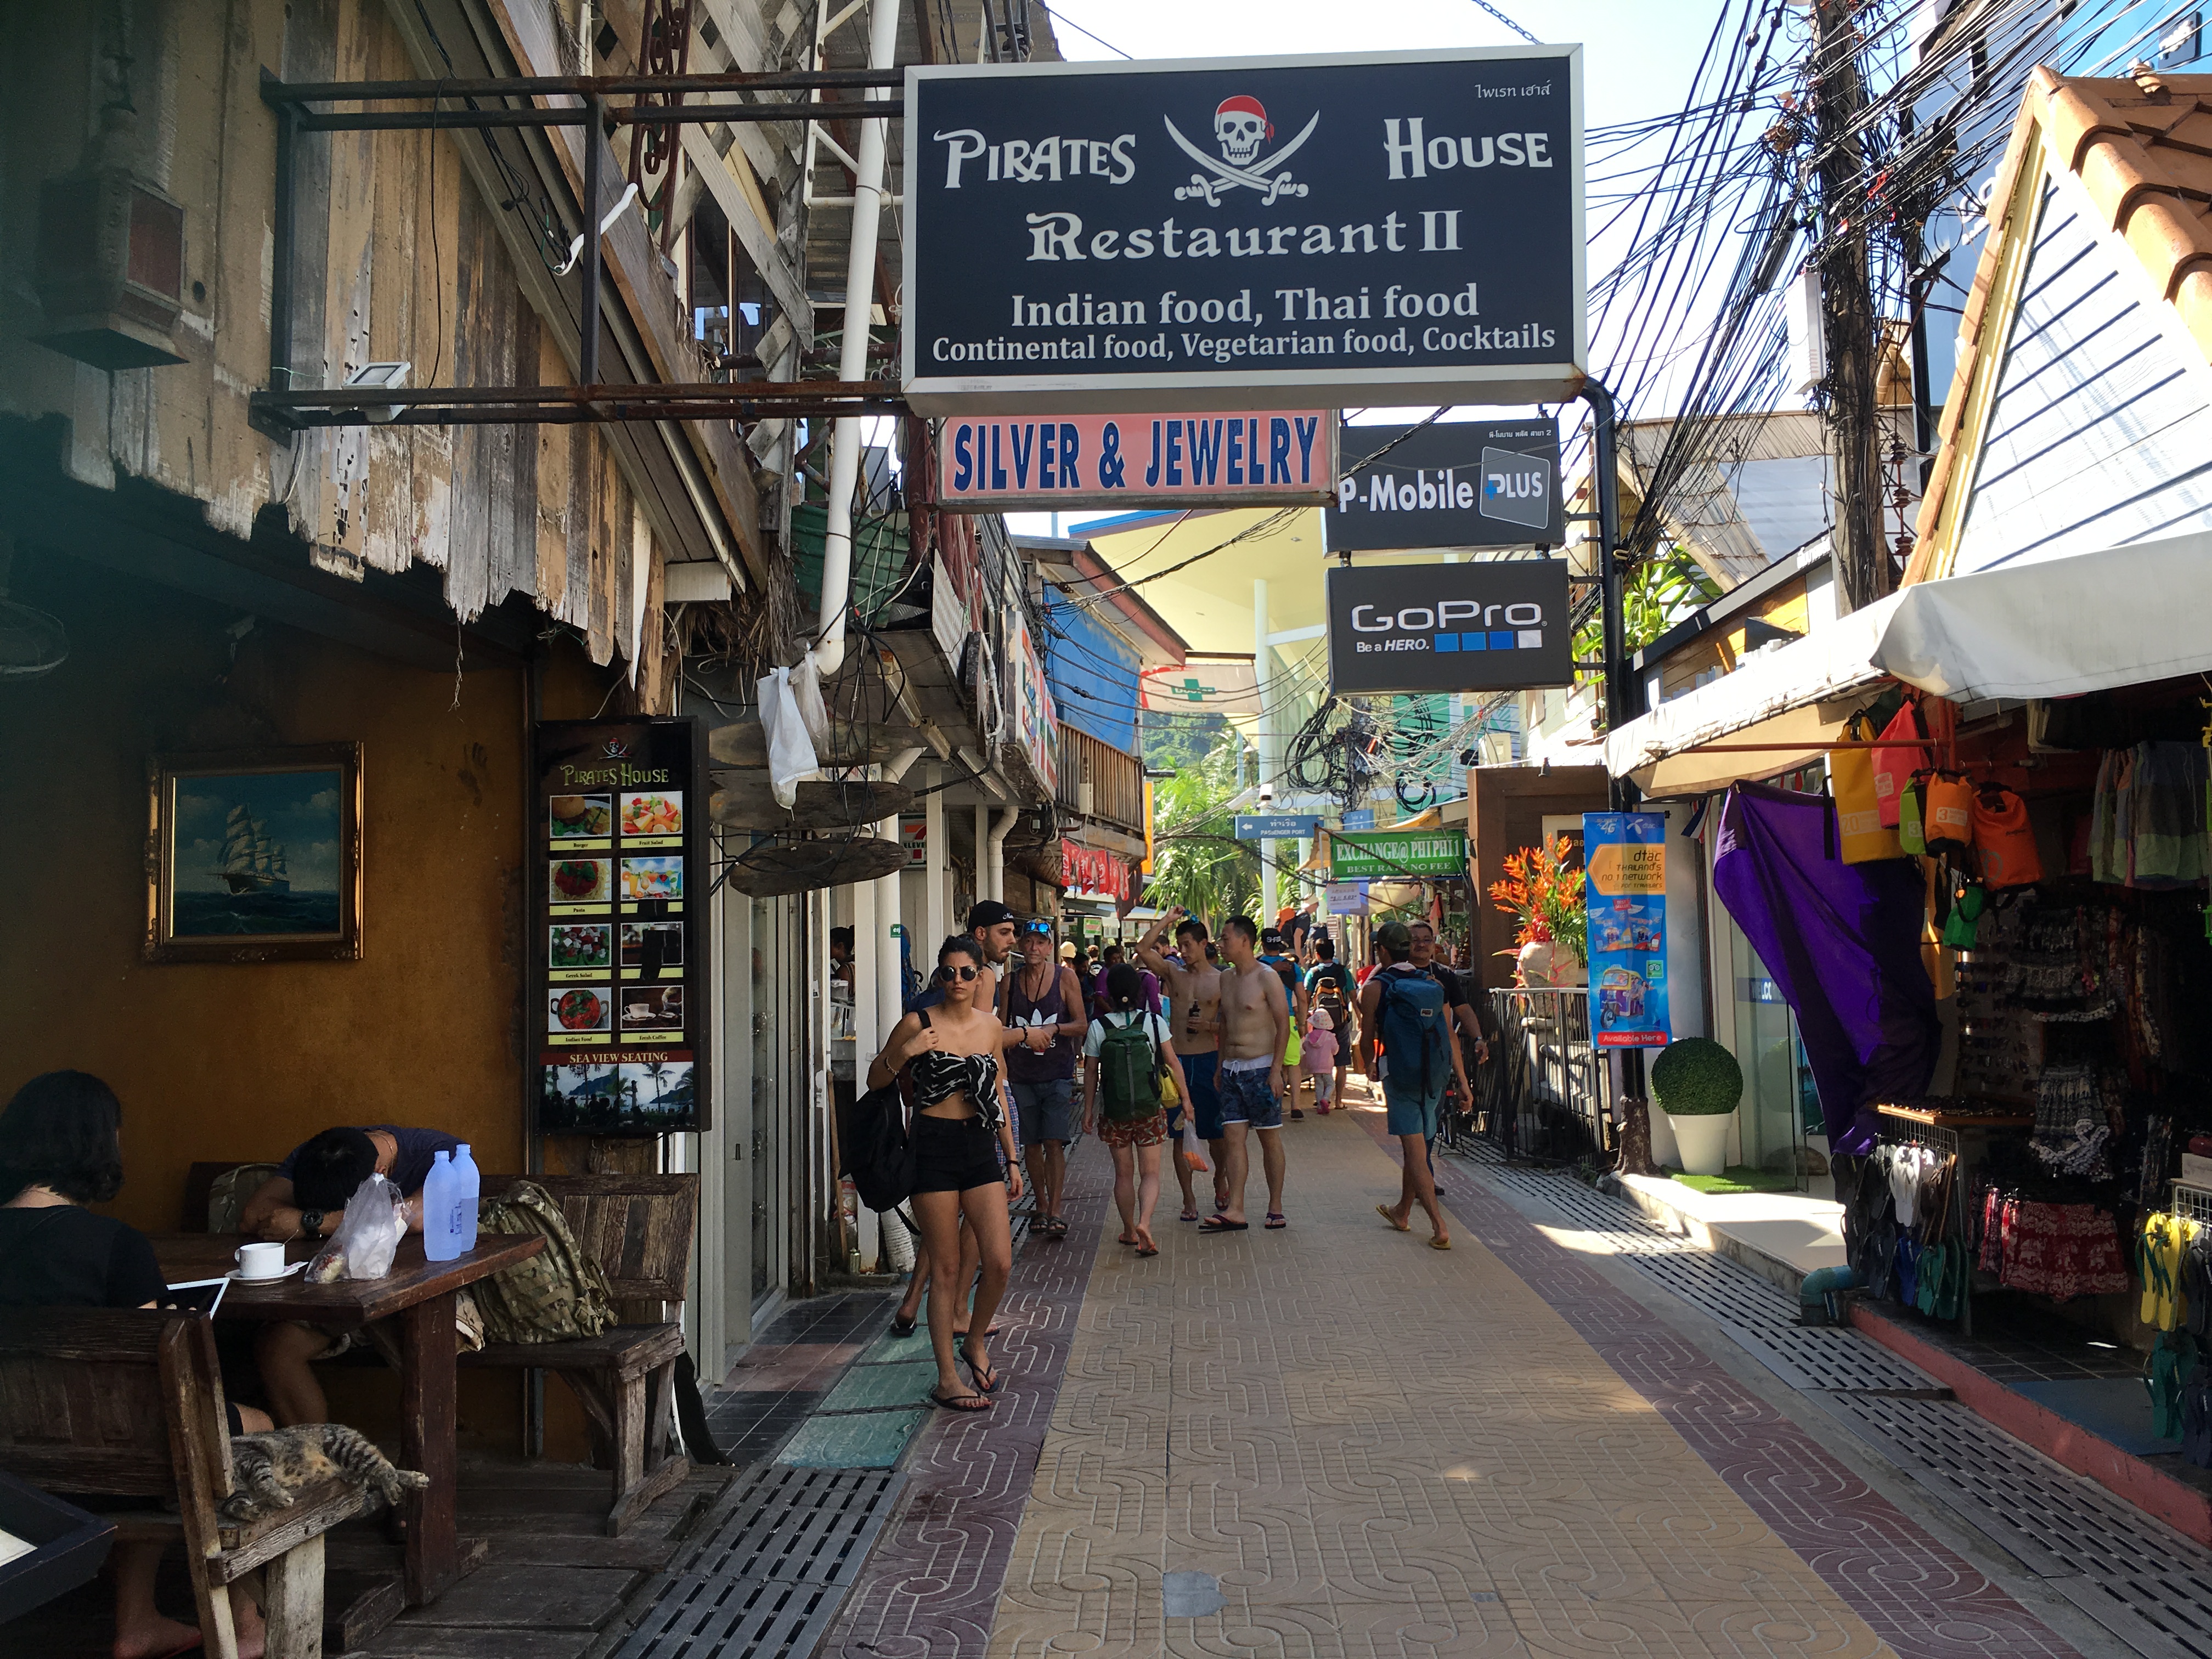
[1163,112,1320,207]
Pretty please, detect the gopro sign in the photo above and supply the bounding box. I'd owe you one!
[1325,560,1574,695]
[1327,418,1563,551]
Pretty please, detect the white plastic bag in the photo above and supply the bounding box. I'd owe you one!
[756,665,822,809]
[306,1173,407,1283]
[1180,1111,1208,1173]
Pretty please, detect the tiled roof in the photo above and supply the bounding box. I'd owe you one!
[1912,65,2212,572]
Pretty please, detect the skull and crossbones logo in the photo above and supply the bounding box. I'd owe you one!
[1166,95,1316,206]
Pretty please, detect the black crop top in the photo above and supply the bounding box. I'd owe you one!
[910,1046,1003,1130]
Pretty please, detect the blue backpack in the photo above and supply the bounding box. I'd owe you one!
[1375,968,1450,1101]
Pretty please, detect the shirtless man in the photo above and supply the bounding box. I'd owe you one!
[1203,916,1289,1232]
[1136,908,1229,1219]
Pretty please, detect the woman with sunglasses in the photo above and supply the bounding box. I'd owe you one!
[868,935,1026,1412]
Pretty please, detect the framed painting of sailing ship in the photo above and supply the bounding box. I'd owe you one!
[145,743,363,963]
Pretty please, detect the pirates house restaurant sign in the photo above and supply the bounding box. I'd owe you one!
[902,47,1585,414]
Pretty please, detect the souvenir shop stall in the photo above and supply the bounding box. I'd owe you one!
[1821,680,2212,1461]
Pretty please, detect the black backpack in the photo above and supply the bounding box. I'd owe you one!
[842,1013,921,1210]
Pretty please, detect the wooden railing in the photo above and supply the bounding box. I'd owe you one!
[1054,723,1144,834]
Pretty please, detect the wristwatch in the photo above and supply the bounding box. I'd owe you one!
[300,1209,326,1238]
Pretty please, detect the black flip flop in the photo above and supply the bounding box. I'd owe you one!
[1198,1217,1249,1233]
[928,1388,991,1412]
[890,1315,918,1338]
[961,1350,1002,1395]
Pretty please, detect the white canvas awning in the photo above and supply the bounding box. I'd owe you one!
[1867,531,2212,702]
[1605,532,2212,792]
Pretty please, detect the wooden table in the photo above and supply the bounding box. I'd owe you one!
[150,1232,543,1607]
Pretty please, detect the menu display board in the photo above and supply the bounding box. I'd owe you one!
[535,719,707,1135]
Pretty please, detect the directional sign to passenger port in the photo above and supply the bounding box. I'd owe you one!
[902,47,1585,414]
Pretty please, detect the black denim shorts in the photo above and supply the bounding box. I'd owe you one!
[911,1113,1005,1195]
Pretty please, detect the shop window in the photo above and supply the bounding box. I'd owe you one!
[1728,916,1819,1186]
[686,195,776,391]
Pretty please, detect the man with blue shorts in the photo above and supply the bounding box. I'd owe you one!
[1359,921,1469,1249]
[1203,916,1290,1231]
[1137,907,1231,1220]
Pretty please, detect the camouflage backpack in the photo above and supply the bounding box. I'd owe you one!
[473,1181,617,1345]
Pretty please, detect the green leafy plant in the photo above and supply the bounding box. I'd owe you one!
[1571,549,1723,686]
[1649,1037,1743,1117]
[1144,736,1257,929]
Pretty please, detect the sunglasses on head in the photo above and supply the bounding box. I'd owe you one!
[937,963,981,981]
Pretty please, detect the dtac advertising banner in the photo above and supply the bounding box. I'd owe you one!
[1327,419,1563,550]
[1583,811,1669,1049]
[904,47,1585,413]
[937,411,1336,510]
[1325,560,1573,695]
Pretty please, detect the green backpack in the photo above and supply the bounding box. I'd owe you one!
[473,1181,618,1345]
[1096,1015,1164,1124]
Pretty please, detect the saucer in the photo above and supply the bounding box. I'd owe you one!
[229,1261,307,1283]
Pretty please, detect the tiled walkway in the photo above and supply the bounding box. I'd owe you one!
[834,1096,2101,1659]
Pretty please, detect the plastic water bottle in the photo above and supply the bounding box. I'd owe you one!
[451,1143,481,1254]
[422,1150,464,1261]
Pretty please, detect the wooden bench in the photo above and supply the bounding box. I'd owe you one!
[0,1308,357,1659]
[461,1173,698,1536]
[179,1163,699,1536]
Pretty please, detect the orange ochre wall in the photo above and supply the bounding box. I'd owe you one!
[1,548,539,1449]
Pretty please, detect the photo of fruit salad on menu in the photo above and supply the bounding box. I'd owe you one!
[549,986,611,1034]
[550,923,612,970]
[621,791,682,838]
[550,858,611,905]
[621,856,683,900]
[549,794,612,839]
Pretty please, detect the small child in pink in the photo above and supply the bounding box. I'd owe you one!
[1303,1009,1340,1109]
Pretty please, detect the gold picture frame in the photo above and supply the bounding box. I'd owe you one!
[145,743,363,963]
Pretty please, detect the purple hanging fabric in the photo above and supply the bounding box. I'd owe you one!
[1712,782,1938,1156]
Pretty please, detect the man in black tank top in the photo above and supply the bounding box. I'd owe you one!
[1002,924,1088,1235]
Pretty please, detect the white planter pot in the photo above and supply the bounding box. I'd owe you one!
[1665,1111,1733,1177]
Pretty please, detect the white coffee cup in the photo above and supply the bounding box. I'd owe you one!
[235,1242,288,1280]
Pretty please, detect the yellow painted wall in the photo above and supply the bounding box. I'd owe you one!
[1,550,531,1219]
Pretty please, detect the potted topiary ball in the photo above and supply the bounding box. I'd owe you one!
[1648,1037,1743,1177]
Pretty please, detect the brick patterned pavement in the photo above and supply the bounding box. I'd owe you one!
[1351,1100,2083,1659]
[823,1139,1113,1659]
[831,1105,2085,1659]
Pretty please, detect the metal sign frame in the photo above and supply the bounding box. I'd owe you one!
[901,44,1587,414]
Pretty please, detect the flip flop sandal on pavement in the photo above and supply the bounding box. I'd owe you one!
[961,1351,1002,1395]
[1429,1236,1452,1250]
[1198,1216,1249,1233]
[929,1388,991,1412]
[1265,1213,1287,1229]
[1377,1204,1412,1232]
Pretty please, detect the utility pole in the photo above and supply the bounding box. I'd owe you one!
[1812,0,1887,614]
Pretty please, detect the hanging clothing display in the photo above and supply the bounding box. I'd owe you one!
[2089,742,2209,888]
[1713,783,1939,1156]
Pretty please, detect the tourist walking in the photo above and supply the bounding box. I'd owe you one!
[1136,907,1230,1220]
[1001,922,1087,1238]
[1081,963,1181,1258]
[1207,916,1290,1232]
[1303,935,1358,1111]
[1359,921,1469,1249]
[868,936,1026,1412]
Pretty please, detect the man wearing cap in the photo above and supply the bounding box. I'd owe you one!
[911,899,1021,1014]
[1359,921,1469,1249]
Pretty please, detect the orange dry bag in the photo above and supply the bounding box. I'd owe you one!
[1922,771,1975,858]
[1972,784,2043,888]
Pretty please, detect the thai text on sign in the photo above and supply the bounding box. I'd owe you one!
[937,412,1335,510]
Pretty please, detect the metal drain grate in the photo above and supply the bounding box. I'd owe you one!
[1453,1148,2212,1659]
[614,1465,907,1659]
[1463,1153,1939,1393]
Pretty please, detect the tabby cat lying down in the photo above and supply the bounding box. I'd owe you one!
[222,1423,430,1524]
